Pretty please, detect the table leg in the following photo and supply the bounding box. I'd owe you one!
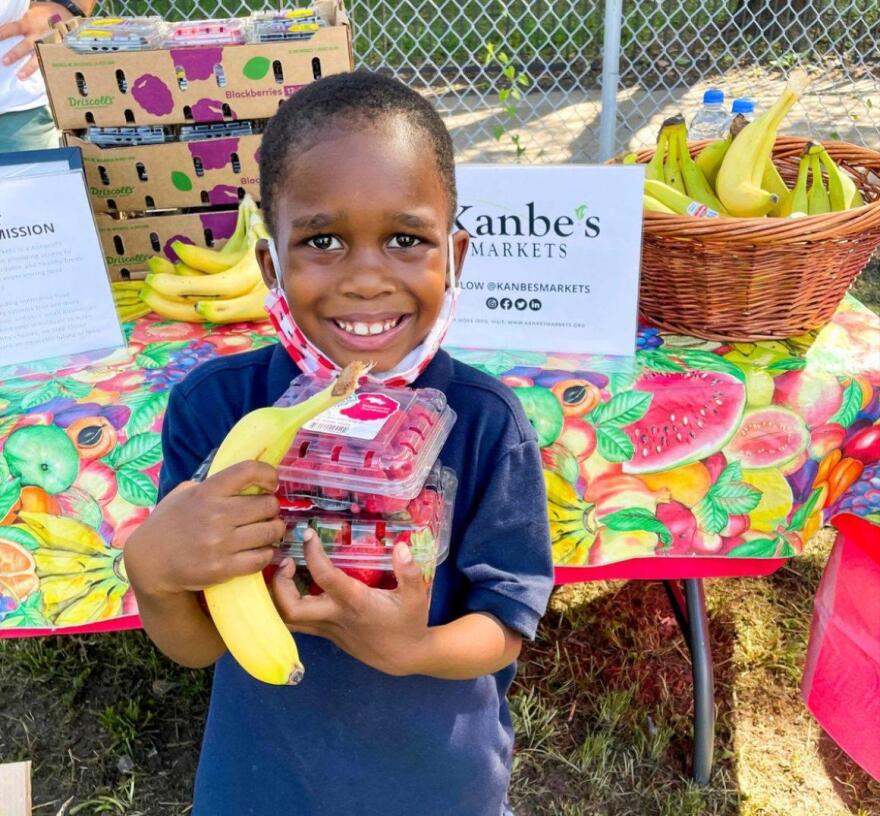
[684,578,715,786]
[662,580,690,648]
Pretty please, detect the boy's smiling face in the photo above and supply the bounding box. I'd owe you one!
[257,118,468,373]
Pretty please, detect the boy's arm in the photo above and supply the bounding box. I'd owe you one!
[408,612,522,680]
[125,463,286,669]
[125,487,227,670]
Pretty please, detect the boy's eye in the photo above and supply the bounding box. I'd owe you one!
[388,234,421,249]
[306,235,342,251]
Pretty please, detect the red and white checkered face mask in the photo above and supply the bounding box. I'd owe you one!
[265,235,459,387]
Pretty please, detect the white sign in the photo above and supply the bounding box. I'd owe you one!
[0,169,124,368]
[446,164,644,356]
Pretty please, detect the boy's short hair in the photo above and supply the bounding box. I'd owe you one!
[259,69,457,234]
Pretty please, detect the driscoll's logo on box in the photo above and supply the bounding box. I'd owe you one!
[91,186,134,198]
[68,95,113,108]
[456,201,601,260]
[106,253,150,266]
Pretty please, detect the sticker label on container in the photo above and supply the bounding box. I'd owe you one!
[304,392,400,440]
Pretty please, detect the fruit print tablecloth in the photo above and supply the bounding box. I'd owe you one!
[1,298,878,636]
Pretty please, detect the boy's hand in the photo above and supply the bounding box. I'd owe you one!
[125,461,287,599]
[271,529,434,677]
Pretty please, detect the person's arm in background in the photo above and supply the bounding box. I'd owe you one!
[0,1,98,80]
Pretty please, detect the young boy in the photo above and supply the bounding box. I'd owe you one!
[124,70,553,816]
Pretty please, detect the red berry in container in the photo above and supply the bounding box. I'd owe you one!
[335,533,386,587]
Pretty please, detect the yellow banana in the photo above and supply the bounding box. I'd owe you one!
[147,255,176,275]
[204,361,370,686]
[716,70,811,216]
[20,511,109,555]
[195,282,270,324]
[762,159,791,216]
[172,240,249,274]
[675,125,728,214]
[644,179,720,217]
[693,113,749,188]
[111,280,145,293]
[816,145,860,211]
[140,285,205,322]
[780,147,811,217]
[694,137,730,187]
[117,304,151,322]
[147,241,261,300]
[175,261,205,276]
[807,150,830,215]
[661,119,686,193]
[38,569,114,611]
[219,201,248,257]
[34,549,114,575]
[52,575,127,626]
[643,194,676,214]
[645,129,667,182]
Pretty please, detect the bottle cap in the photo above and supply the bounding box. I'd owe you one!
[702,88,724,104]
[731,98,755,114]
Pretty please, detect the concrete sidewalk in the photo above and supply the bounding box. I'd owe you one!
[427,68,879,164]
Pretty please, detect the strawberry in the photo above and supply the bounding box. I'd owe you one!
[334,533,387,587]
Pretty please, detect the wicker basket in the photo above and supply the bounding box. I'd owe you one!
[623,136,880,341]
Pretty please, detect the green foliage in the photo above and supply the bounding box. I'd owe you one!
[483,42,528,159]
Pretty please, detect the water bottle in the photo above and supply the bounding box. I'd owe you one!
[689,89,731,140]
[731,97,755,122]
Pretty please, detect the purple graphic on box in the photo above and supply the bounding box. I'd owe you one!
[164,234,194,261]
[192,98,236,123]
[169,48,225,82]
[131,74,174,115]
[187,137,240,170]
[208,185,240,206]
[200,210,238,241]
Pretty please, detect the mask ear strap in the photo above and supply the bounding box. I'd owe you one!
[268,238,283,289]
[447,233,456,289]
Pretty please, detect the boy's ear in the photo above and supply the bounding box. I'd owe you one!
[255,238,279,290]
[451,229,469,286]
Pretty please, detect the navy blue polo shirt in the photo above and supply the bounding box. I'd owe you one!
[158,344,553,816]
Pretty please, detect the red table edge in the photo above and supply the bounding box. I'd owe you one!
[555,557,787,584]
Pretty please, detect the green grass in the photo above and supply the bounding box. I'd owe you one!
[3,530,880,814]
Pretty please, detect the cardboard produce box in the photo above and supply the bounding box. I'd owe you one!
[37,1,352,129]
[98,209,238,279]
[67,131,263,213]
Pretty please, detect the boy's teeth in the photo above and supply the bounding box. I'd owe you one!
[336,318,400,336]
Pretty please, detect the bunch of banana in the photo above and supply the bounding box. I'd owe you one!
[141,196,272,324]
[111,279,150,322]
[642,117,726,216]
[203,360,370,686]
[715,70,812,216]
[19,511,129,626]
[779,141,865,217]
[641,70,866,220]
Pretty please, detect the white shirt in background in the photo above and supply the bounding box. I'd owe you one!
[0,0,48,114]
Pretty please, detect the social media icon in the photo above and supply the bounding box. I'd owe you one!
[515,298,527,311]
[529,299,542,311]
[500,298,513,310]
[486,297,499,310]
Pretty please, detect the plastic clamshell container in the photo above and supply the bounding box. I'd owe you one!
[65,18,168,52]
[275,464,457,582]
[275,379,456,503]
[164,19,249,47]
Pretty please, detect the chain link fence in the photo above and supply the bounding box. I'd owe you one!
[96,0,880,162]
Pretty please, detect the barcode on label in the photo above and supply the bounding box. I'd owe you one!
[310,421,350,435]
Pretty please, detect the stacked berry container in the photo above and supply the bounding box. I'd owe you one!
[275,463,457,587]
[274,379,457,585]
